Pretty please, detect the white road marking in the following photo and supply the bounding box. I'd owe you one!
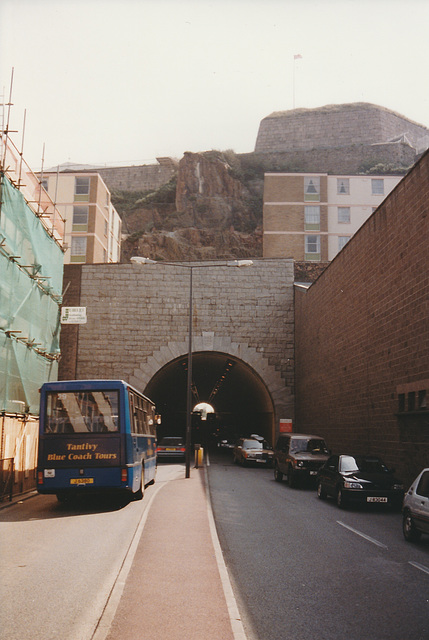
[205,465,249,640]
[408,561,429,576]
[337,520,388,549]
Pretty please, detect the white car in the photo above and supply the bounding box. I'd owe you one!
[402,468,429,542]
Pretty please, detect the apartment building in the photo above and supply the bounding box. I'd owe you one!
[41,171,122,264]
[263,172,403,261]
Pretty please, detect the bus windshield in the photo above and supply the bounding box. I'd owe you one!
[45,390,119,433]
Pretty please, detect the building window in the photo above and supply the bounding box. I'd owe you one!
[305,235,320,260]
[304,177,320,202]
[338,207,350,223]
[337,178,349,195]
[371,178,384,195]
[41,179,48,192]
[398,387,428,413]
[304,205,320,230]
[338,236,350,251]
[418,390,427,410]
[74,177,90,202]
[75,177,90,195]
[70,236,87,262]
[72,205,89,231]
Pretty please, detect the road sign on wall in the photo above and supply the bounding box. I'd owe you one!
[61,307,87,324]
[279,419,293,433]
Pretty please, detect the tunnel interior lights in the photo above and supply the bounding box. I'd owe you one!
[208,361,235,404]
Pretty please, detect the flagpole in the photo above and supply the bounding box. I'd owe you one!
[293,60,296,108]
[293,54,302,109]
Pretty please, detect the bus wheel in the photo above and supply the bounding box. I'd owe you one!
[134,468,144,500]
[56,491,68,503]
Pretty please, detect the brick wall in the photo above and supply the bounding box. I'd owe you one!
[294,150,429,485]
[59,265,82,381]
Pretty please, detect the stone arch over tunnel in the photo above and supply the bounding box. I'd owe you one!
[144,351,275,446]
[129,335,288,447]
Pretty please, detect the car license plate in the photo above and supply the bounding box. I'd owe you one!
[70,478,94,485]
[367,496,387,503]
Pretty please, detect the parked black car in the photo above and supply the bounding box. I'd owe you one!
[317,454,404,509]
[273,433,330,487]
[156,436,186,460]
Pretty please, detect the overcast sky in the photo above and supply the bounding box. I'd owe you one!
[1,0,428,170]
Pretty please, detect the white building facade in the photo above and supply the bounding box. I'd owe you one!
[263,172,403,261]
[41,171,122,264]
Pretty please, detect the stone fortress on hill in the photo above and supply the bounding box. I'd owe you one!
[87,102,429,265]
[255,102,429,153]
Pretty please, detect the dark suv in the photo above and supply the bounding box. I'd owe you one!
[273,433,330,487]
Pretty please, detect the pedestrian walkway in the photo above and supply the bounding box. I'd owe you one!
[95,466,247,640]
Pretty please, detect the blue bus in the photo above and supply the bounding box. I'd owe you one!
[37,380,158,502]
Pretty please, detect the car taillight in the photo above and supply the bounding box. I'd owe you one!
[37,471,43,485]
[121,468,128,482]
[180,447,186,452]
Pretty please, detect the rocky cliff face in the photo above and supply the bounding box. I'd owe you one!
[119,150,263,263]
[175,151,248,226]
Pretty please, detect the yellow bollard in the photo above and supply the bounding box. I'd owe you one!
[194,445,204,468]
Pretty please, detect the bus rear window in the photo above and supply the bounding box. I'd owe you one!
[45,390,119,433]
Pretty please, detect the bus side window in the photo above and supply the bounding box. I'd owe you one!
[129,393,137,433]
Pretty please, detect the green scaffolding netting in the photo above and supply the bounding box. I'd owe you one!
[0,174,64,414]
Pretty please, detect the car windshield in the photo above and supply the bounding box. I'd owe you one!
[340,456,388,473]
[160,437,183,446]
[242,439,263,449]
[290,438,328,454]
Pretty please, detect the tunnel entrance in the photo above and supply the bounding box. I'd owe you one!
[144,351,275,447]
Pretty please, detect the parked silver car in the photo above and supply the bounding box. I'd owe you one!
[402,468,429,542]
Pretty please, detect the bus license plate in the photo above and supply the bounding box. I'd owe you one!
[70,478,94,485]
[367,496,387,503]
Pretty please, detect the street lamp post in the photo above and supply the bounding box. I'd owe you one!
[185,265,193,478]
[130,257,253,477]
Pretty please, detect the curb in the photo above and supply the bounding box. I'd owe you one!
[204,464,249,640]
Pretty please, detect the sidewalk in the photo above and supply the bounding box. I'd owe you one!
[96,466,247,640]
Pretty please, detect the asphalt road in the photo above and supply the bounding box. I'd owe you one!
[207,448,429,640]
